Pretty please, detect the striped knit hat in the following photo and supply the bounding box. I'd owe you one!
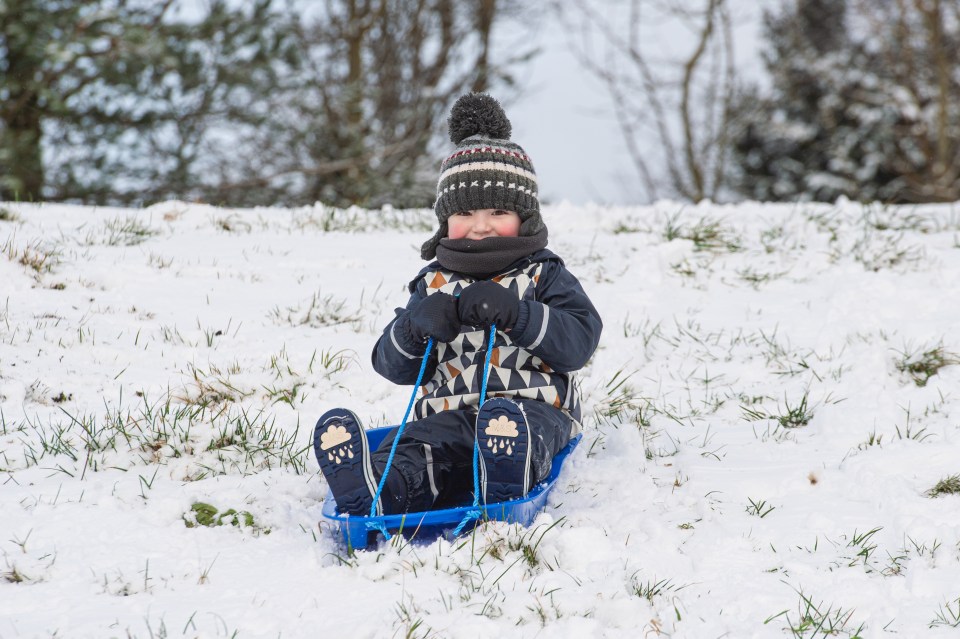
[421,93,544,260]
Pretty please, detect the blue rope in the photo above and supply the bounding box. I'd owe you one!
[452,323,497,537]
[365,338,435,539]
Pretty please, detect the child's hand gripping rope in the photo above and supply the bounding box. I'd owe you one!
[407,292,460,342]
[457,281,519,330]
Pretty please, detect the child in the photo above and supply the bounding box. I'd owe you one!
[314,93,602,516]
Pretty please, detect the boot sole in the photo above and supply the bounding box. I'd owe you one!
[314,409,382,516]
[477,398,531,503]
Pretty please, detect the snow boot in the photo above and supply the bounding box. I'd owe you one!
[314,409,382,516]
[476,398,532,503]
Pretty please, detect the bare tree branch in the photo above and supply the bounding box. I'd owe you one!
[557,0,737,203]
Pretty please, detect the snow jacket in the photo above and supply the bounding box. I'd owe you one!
[372,249,602,429]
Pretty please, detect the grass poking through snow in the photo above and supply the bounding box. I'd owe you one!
[925,475,960,498]
[894,342,959,387]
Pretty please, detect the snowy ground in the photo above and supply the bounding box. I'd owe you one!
[2,199,960,638]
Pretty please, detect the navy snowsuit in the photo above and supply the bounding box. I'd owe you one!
[371,249,602,514]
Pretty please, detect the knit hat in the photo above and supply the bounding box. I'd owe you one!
[421,93,544,260]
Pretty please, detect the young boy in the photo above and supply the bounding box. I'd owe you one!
[314,93,602,516]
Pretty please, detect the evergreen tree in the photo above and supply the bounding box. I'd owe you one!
[1,0,526,207]
[733,0,960,203]
[1,0,300,204]
[1,0,164,200]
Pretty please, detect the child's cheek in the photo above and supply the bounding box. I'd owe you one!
[501,219,521,237]
[447,219,468,240]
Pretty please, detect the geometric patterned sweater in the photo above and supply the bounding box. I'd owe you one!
[372,249,603,431]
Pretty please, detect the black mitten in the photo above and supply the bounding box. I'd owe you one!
[457,281,520,330]
[407,292,461,342]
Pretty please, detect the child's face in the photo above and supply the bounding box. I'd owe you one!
[447,209,521,241]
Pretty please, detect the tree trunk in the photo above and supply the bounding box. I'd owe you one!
[2,11,45,201]
[919,0,951,175]
[472,0,497,93]
[2,105,44,201]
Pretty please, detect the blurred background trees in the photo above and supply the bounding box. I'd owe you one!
[559,0,960,206]
[557,0,737,204]
[733,0,960,204]
[2,0,958,208]
[1,0,530,207]
[2,0,298,205]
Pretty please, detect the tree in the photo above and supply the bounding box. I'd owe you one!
[1,0,300,203]
[556,0,738,203]
[733,0,960,204]
[1,0,169,201]
[206,0,522,209]
[1,0,532,207]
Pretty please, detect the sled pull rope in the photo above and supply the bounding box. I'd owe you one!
[366,338,435,538]
[452,323,496,537]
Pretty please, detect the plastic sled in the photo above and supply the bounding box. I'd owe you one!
[321,426,582,550]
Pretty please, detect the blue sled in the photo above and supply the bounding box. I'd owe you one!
[321,427,582,550]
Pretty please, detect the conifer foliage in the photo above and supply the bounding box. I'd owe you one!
[0,0,517,207]
[733,0,960,204]
[0,0,302,204]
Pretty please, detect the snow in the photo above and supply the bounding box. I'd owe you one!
[2,198,960,637]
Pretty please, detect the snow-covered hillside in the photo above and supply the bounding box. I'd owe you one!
[2,199,960,638]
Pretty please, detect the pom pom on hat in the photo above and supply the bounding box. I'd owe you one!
[448,93,512,144]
